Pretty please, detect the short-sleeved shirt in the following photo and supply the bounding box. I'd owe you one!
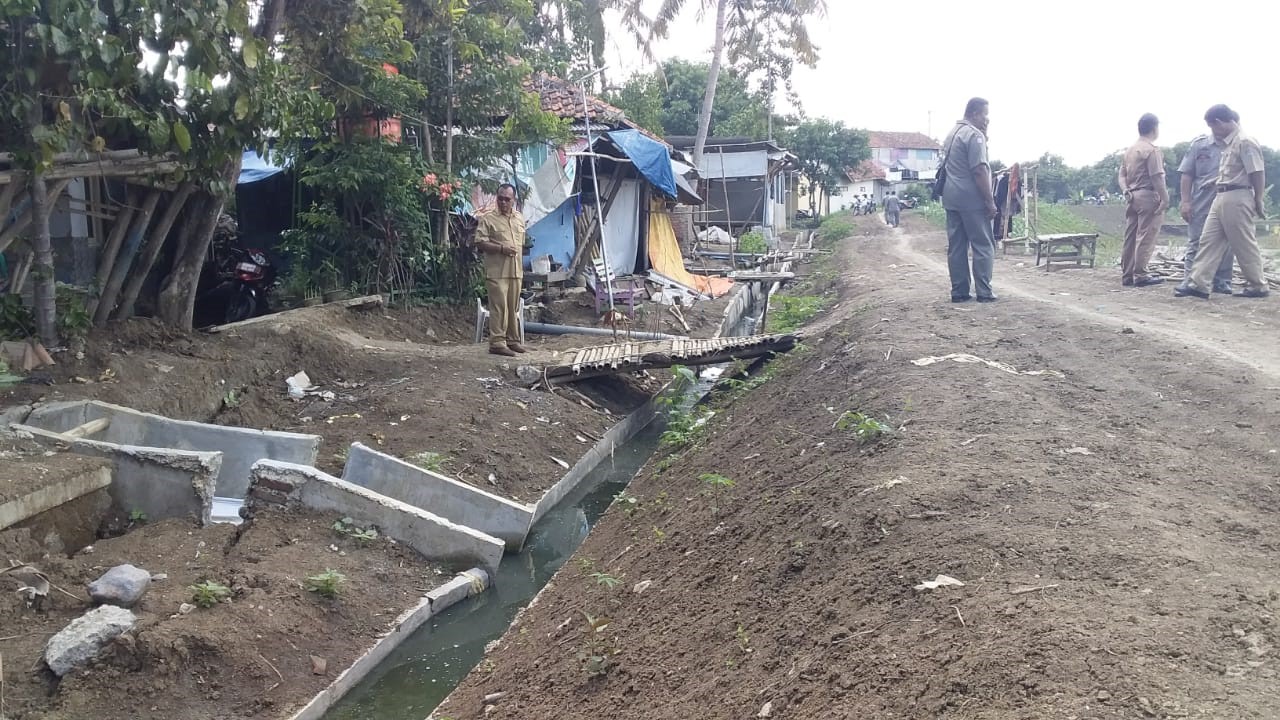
[1215,128,1265,188]
[1177,135,1220,221]
[884,195,900,211]
[475,209,526,279]
[1121,138,1164,193]
[940,121,990,211]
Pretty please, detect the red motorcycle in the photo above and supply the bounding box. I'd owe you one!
[222,247,277,323]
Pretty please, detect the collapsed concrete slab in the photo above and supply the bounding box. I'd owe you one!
[24,400,320,498]
[247,460,504,577]
[342,442,535,550]
[0,456,112,531]
[14,424,219,525]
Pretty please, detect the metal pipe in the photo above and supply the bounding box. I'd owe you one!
[524,322,684,341]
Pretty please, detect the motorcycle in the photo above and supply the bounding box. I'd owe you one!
[222,247,277,323]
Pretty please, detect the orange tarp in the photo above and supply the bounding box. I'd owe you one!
[647,199,733,298]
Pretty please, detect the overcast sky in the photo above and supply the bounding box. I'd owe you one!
[603,0,1279,167]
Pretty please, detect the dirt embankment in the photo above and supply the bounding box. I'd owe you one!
[435,218,1280,719]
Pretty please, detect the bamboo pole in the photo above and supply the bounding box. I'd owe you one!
[92,189,138,303]
[113,183,195,321]
[94,188,161,325]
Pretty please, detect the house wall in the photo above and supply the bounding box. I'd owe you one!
[872,146,939,175]
[697,149,768,179]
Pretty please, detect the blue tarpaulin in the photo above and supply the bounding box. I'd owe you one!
[524,196,578,271]
[238,149,288,185]
[605,129,676,199]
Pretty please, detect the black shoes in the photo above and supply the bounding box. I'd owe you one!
[976,295,999,303]
[1174,285,1210,299]
[1213,285,1234,295]
[1238,288,1271,298]
[1134,276,1165,287]
[951,295,972,303]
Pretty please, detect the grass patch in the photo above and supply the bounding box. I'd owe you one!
[768,294,824,333]
[816,212,856,244]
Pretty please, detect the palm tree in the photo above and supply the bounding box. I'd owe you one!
[620,0,825,165]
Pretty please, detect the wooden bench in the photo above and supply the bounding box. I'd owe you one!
[1033,233,1098,268]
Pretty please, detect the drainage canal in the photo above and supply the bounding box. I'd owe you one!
[323,422,664,719]
[324,234,799,719]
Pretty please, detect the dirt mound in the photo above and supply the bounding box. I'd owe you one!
[1,506,448,720]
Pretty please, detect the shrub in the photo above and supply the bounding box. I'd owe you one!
[190,581,231,608]
[306,569,346,598]
[737,231,767,254]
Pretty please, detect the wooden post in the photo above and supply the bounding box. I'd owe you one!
[28,170,58,347]
[94,189,138,293]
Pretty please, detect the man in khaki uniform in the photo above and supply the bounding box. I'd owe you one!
[1118,113,1169,287]
[1176,105,1269,299]
[475,183,528,356]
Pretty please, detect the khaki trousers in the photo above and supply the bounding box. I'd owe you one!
[485,276,522,347]
[1121,189,1160,283]
[1188,189,1265,293]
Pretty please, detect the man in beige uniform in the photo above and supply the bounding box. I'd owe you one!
[1118,113,1169,287]
[475,183,529,356]
[1176,104,1269,299]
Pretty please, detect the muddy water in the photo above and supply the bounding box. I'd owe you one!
[322,423,664,720]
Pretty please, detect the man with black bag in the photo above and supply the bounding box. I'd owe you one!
[937,98,998,303]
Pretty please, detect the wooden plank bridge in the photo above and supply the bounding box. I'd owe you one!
[530,334,799,385]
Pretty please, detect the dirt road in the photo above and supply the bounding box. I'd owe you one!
[437,216,1280,719]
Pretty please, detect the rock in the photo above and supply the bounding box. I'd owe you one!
[87,564,151,608]
[1096,689,1112,701]
[632,580,653,594]
[515,365,542,386]
[758,701,774,717]
[45,605,137,676]
[310,655,327,675]
[179,602,196,615]
[152,573,168,582]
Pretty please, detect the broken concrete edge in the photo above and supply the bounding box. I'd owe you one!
[24,400,321,498]
[714,280,754,340]
[286,567,489,720]
[0,403,34,427]
[11,423,219,526]
[247,460,504,578]
[0,458,111,531]
[532,392,661,525]
[342,442,535,552]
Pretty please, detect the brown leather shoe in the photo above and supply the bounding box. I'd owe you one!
[507,342,529,353]
[488,345,517,357]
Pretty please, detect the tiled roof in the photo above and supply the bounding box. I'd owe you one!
[867,131,940,151]
[845,159,886,182]
[524,72,667,145]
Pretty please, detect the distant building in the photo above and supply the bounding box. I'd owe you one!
[666,136,799,236]
[832,131,941,210]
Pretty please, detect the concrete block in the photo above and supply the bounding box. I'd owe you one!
[342,443,534,550]
[15,424,219,525]
[0,459,111,531]
[249,461,504,577]
[533,396,660,523]
[425,568,489,612]
[25,400,321,498]
[0,403,33,427]
[87,564,151,608]
[44,605,137,676]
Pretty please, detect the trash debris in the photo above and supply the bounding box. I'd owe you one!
[758,701,774,718]
[286,371,336,401]
[914,575,966,591]
[310,655,328,675]
[286,371,312,400]
[550,456,570,470]
[632,580,653,594]
[1063,447,1094,456]
[911,353,1064,378]
[858,476,908,496]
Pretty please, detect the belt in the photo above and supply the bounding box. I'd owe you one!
[1216,184,1250,193]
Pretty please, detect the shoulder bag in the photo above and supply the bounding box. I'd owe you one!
[932,126,963,201]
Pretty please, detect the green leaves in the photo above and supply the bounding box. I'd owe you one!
[242,39,260,69]
[233,94,250,121]
[172,122,191,152]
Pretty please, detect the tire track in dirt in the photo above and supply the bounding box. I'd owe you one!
[889,226,1280,380]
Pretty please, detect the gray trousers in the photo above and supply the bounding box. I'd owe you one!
[946,209,995,299]
[886,209,899,227]
[1185,212,1234,289]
